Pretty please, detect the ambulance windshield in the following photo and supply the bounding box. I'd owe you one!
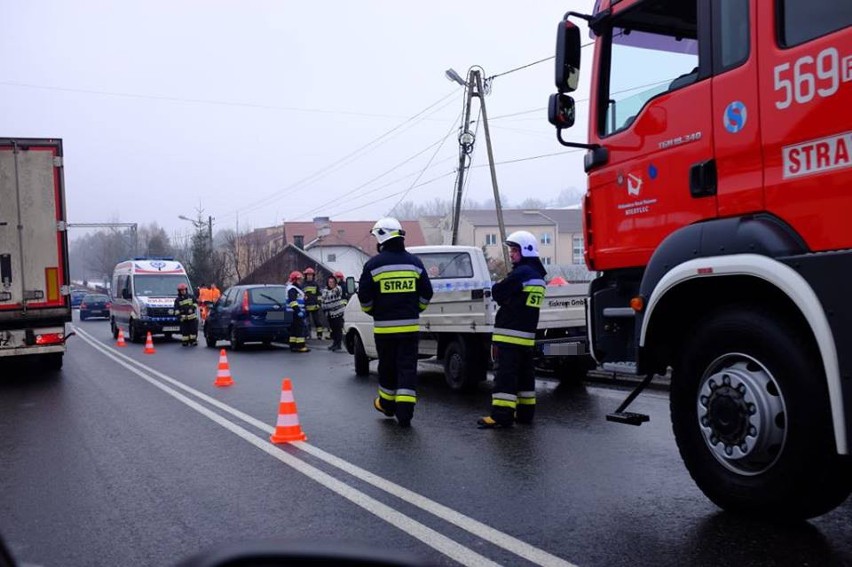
[133,275,191,297]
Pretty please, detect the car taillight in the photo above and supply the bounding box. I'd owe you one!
[80,303,87,309]
[241,291,249,314]
[36,333,64,345]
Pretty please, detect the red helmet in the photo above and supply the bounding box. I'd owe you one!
[334,271,344,279]
[289,270,303,283]
[177,283,188,291]
[304,267,315,275]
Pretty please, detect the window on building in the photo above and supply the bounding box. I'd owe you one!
[542,257,552,265]
[293,235,304,249]
[327,253,336,262]
[778,0,852,47]
[540,232,552,245]
[572,235,585,264]
[485,233,497,246]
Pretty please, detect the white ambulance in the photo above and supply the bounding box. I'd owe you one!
[109,258,192,343]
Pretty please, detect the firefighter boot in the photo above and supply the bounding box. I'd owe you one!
[515,404,535,425]
[395,402,414,428]
[374,397,395,418]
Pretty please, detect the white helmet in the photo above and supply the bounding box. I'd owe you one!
[505,230,539,258]
[371,217,405,244]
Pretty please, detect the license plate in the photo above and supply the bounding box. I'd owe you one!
[163,326,179,332]
[265,312,288,321]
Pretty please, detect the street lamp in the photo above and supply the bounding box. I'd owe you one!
[445,68,466,86]
[178,215,214,250]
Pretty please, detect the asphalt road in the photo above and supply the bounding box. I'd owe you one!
[0,313,850,567]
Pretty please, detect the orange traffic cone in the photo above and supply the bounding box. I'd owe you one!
[143,331,156,354]
[116,328,127,347]
[214,349,235,387]
[270,378,307,443]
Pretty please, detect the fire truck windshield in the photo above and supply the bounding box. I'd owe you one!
[599,1,699,136]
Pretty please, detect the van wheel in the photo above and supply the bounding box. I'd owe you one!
[671,307,852,519]
[354,333,369,376]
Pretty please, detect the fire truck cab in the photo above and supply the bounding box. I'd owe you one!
[550,0,852,519]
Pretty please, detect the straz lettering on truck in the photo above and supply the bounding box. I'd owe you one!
[380,278,415,293]
[782,130,851,179]
[773,47,851,110]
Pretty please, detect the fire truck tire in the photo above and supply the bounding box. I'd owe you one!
[671,306,852,520]
[354,333,370,377]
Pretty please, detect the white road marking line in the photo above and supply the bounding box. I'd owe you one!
[75,327,577,567]
[74,329,499,567]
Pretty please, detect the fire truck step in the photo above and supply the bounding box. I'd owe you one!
[606,411,650,426]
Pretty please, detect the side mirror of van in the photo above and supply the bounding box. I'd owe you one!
[345,276,357,297]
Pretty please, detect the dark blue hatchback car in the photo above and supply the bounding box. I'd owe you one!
[203,285,293,350]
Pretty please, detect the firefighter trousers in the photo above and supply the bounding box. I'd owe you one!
[180,318,198,345]
[375,333,419,423]
[491,344,536,425]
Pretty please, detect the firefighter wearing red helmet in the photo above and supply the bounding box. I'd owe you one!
[286,270,309,352]
[334,270,351,302]
[174,282,198,347]
[302,267,326,340]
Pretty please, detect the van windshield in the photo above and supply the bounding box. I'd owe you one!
[133,275,191,297]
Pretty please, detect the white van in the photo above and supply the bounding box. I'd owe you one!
[109,258,193,343]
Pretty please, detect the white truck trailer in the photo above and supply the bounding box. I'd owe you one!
[0,138,72,370]
[344,245,592,390]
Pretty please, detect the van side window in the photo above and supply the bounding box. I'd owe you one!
[778,0,852,47]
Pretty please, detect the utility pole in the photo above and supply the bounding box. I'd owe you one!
[447,67,510,268]
[207,215,214,251]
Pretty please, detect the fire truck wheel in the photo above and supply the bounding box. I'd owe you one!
[353,333,370,377]
[671,306,852,520]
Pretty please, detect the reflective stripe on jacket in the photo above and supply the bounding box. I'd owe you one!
[357,248,433,334]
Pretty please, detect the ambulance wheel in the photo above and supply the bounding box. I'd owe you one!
[671,306,852,520]
[111,319,119,339]
[129,320,143,343]
[354,333,369,376]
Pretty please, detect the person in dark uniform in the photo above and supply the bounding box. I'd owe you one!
[358,217,433,427]
[174,283,199,347]
[334,271,351,302]
[478,230,547,428]
[286,271,310,353]
[303,267,326,340]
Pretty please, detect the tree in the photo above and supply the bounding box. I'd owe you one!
[138,223,172,257]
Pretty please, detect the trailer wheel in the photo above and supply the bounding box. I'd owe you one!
[443,338,483,392]
[671,307,852,520]
[354,333,370,377]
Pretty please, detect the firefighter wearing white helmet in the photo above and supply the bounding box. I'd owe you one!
[358,216,433,427]
[478,230,547,429]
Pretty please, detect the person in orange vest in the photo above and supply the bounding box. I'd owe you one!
[209,283,221,303]
[197,284,211,321]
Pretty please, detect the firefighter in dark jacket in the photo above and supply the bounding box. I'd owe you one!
[334,271,351,302]
[478,230,547,428]
[303,267,326,340]
[287,270,310,353]
[358,217,433,427]
[174,282,199,347]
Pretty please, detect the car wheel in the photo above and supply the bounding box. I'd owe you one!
[671,306,852,520]
[80,312,88,321]
[354,333,369,376]
[229,327,241,351]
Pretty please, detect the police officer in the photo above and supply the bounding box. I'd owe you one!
[478,230,547,428]
[358,217,433,427]
[286,271,310,353]
[303,267,325,340]
[174,283,199,346]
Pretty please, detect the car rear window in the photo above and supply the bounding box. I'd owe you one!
[249,287,288,305]
[83,294,109,302]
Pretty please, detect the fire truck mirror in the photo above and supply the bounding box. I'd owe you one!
[548,93,576,129]
[555,19,581,92]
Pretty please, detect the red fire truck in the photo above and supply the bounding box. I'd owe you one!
[549,0,852,519]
